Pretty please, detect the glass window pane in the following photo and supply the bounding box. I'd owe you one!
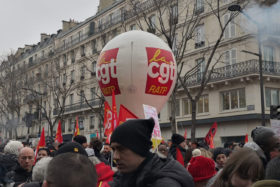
[204,95,209,112]
[271,89,279,105]
[183,98,189,115]
[176,99,180,116]
[231,90,238,109]
[239,89,246,108]
[223,92,230,110]
[265,88,271,107]
[197,97,203,113]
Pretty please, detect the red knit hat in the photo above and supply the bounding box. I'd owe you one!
[187,156,216,182]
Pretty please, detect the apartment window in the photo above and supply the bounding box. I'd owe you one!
[71,70,75,83]
[171,4,178,19]
[80,66,86,80]
[197,95,209,113]
[195,25,205,48]
[225,49,237,66]
[195,0,204,14]
[63,54,67,66]
[266,88,280,107]
[79,117,84,130]
[70,36,73,44]
[196,58,205,81]
[172,33,178,54]
[61,121,65,133]
[70,51,75,63]
[68,119,74,132]
[69,94,74,105]
[130,24,136,30]
[63,73,67,85]
[224,14,235,39]
[221,88,246,111]
[176,99,180,116]
[80,45,85,57]
[91,87,96,100]
[90,116,95,129]
[89,22,95,35]
[263,46,274,62]
[42,50,45,58]
[183,98,191,115]
[78,31,82,42]
[91,39,97,54]
[80,90,85,104]
[149,14,156,29]
[45,64,48,77]
[92,61,96,75]
[102,34,107,47]
[63,40,66,48]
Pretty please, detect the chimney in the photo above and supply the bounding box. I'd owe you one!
[98,0,115,12]
[41,33,50,42]
[62,19,79,32]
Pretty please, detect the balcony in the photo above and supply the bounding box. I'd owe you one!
[53,98,102,115]
[184,59,280,87]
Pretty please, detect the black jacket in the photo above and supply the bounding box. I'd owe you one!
[169,144,187,165]
[109,153,194,187]
[0,153,18,184]
[8,165,32,187]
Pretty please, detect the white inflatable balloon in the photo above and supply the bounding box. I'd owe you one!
[96,30,177,118]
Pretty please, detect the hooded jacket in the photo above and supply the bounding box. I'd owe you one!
[109,153,194,187]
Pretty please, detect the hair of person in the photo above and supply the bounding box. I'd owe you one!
[200,147,213,159]
[4,140,24,156]
[265,156,280,181]
[32,157,53,182]
[212,148,264,187]
[38,147,51,156]
[90,138,103,153]
[45,153,97,187]
[73,135,87,145]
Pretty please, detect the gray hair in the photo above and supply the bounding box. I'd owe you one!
[32,157,53,182]
[4,140,23,156]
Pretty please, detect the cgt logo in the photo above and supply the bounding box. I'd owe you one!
[146,48,176,96]
[96,48,121,96]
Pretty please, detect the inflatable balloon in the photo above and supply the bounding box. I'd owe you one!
[96,30,177,118]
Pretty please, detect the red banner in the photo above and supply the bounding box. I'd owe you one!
[205,122,217,149]
[117,104,138,125]
[112,89,118,130]
[184,128,187,139]
[55,120,63,143]
[103,101,113,137]
[245,133,248,143]
[34,127,46,164]
[74,116,80,137]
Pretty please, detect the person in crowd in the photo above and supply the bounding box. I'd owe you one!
[22,157,53,187]
[36,148,50,161]
[169,133,187,166]
[244,126,280,168]
[55,141,88,157]
[42,152,97,187]
[187,155,216,187]
[102,143,113,165]
[167,139,172,148]
[8,147,35,187]
[212,147,228,171]
[200,148,213,159]
[211,148,264,187]
[109,118,194,187]
[191,142,199,150]
[0,141,23,185]
[253,156,280,186]
[73,135,88,149]
[91,138,109,165]
[157,143,169,158]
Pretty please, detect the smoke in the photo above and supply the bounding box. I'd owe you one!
[241,0,280,35]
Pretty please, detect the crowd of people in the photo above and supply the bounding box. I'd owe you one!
[0,118,280,187]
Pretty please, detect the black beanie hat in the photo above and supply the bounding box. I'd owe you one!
[56,142,88,157]
[251,126,275,146]
[110,118,155,157]
[213,147,227,161]
[73,135,87,145]
[171,133,185,145]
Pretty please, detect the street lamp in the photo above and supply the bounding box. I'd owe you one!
[228,4,266,126]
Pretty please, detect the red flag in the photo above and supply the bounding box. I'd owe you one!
[96,130,99,139]
[74,116,80,137]
[117,105,138,125]
[34,127,46,163]
[55,120,63,143]
[112,89,118,130]
[184,128,187,139]
[103,101,113,137]
[205,122,217,149]
[176,147,185,166]
[245,133,248,143]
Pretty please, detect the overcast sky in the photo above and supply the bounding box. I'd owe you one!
[0,0,99,57]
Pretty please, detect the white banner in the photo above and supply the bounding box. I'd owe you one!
[143,104,162,140]
[270,119,280,137]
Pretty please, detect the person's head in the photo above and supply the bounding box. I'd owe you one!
[73,135,88,148]
[171,133,186,148]
[200,148,213,159]
[103,144,111,154]
[191,142,199,149]
[251,126,280,158]
[18,147,35,172]
[213,148,264,187]
[55,142,88,157]
[4,140,24,156]
[91,138,103,154]
[43,153,97,187]
[52,142,60,151]
[213,147,228,169]
[187,156,216,185]
[265,156,280,181]
[33,157,53,182]
[110,118,155,173]
[158,143,168,157]
[37,147,50,161]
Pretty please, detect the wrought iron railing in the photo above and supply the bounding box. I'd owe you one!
[53,98,102,115]
[184,60,280,87]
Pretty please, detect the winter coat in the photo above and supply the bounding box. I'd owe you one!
[0,153,18,185]
[22,182,42,187]
[6,165,32,187]
[109,153,194,187]
[96,162,114,186]
[169,144,187,166]
[252,180,280,187]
